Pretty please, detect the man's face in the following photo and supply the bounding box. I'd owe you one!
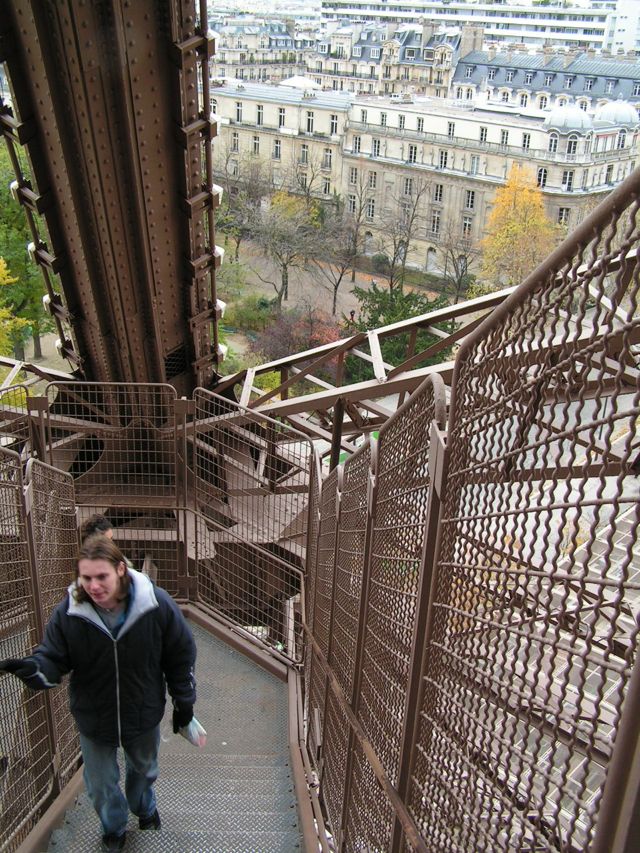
[78,558,125,610]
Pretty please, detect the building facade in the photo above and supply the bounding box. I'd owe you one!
[320,0,619,51]
[304,22,483,98]
[211,80,638,274]
[210,20,303,83]
[452,48,640,113]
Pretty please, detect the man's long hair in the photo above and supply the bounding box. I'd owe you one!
[74,535,131,604]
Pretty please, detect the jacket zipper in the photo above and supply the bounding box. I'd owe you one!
[113,640,122,746]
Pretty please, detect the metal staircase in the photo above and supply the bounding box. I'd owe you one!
[46,625,302,852]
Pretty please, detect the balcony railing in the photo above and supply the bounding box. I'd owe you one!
[348,120,637,165]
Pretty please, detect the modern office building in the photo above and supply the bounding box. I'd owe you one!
[319,0,635,52]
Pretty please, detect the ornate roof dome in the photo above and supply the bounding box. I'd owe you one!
[543,104,593,133]
[594,96,638,126]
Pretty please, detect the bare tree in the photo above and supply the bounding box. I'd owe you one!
[343,165,371,282]
[252,193,318,310]
[287,145,326,208]
[214,149,273,261]
[438,218,479,304]
[378,175,431,294]
[308,205,357,315]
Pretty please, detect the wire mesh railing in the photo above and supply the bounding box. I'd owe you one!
[304,167,640,853]
[404,171,640,853]
[305,376,444,851]
[24,459,81,790]
[0,450,80,851]
[191,389,317,661]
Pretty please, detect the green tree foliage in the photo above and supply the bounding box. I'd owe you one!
[0,146,53,357]
[346,282,451,383]
[477,163,560,293]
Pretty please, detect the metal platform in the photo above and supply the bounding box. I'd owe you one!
[46,623,302,852]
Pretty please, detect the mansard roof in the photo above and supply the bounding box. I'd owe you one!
[454,50,640,102]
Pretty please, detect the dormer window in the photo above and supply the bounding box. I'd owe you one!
[406,48,416,59]
[465,66,473,78]
[584,78,594,91]
[605,79,615,93]
[564,76,574,89]
[525,72,533,84]
[371,48,380,59]
[488,68,496,80]
[423,49,434,60]
[545,73,554,86]
[319,44,328,54]
[506,70,514,82]
[353,46,361,57]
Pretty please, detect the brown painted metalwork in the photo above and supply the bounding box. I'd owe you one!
[1,0,219,393]
[304,169,640,852]
[0,449,80,850]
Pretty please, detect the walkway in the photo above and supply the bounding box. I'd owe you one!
[47,624,302,852]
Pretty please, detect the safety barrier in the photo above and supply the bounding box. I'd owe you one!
[304,169,640,852]
[0,450,80,850]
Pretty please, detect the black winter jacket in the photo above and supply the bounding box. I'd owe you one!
[26,568,196,746]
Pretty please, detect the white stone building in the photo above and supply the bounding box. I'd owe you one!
[210,79,638,272]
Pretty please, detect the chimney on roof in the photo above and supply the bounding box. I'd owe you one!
[488,42,497,61]
[459,24,484,56]
[421,20,436,45]
[586,47,596,60]
[543,45,555,66]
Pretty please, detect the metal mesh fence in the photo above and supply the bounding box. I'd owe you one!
[304,171,640,852]
[0,385,31,457]
[44,382,178,504]
[342,740,396,852]
[306,379,443,851]
[359,379,442,788]
[406,178,640,850]
[192,390,315,661]
[0,449,53,851]
[24,460,82,788]
[330,444,371,700]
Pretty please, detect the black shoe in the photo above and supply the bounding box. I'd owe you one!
[139,809,161,830]
[101,832,126,851]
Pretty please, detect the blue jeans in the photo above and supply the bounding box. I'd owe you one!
[79,727,160,837]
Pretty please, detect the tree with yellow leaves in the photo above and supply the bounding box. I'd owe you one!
[0,257,30,357]
[477,164,560,293]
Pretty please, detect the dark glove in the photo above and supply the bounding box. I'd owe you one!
[172,703,194,734]
[0,658,41,688]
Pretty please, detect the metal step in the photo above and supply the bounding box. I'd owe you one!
[46,623,302,852]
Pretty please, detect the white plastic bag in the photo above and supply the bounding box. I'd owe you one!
[178,715,207,748]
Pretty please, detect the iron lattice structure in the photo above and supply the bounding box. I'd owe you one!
[0,2,639,852]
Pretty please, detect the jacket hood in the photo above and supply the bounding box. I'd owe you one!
[66,567,159,637]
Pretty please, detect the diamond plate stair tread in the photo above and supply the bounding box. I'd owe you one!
[50,828,302,852]
[46,622,302,851]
